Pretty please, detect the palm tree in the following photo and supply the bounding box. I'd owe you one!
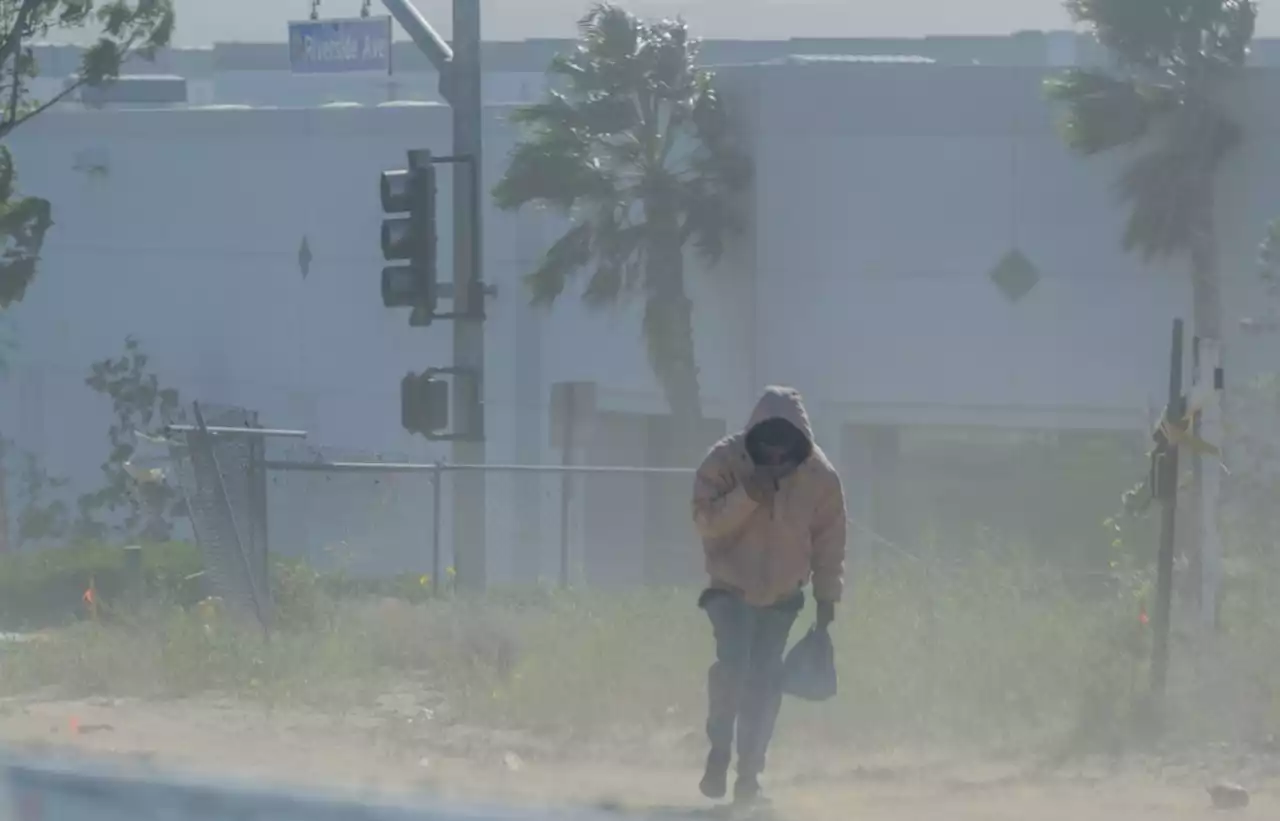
[493,3,750,423]
[1044,0,1256,625]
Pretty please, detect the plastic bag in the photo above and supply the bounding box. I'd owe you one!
[782,625,837,701]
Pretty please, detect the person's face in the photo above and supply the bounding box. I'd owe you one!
[756,441,791,465]
[751,420,801,465]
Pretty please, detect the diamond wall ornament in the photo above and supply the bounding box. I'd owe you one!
[989,248,1039,303]
[298,235,312,280]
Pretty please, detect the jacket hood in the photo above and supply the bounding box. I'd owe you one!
[744,386,815,444]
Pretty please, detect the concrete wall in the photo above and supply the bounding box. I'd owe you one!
[728,62,1201,438]
[0,100,745,580]
[5,62,1280,578]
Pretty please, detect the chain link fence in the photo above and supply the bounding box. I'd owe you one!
[165,404,277,630]
[163,408,707,615]
[165,412,1150,603]
[261,445,699,590]
[263,442,439,582]
[153,404,1280,745]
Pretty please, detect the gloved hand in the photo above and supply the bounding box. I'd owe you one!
[816,600,835,630]
[741,469,777,504]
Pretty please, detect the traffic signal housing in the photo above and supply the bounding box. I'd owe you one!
[400,367,483,441]
[381,155,438,325]
[401,371,449,437]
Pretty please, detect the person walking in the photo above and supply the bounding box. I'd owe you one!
[691,386,847,804]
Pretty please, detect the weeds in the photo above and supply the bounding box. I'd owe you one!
[1,550,1275,755]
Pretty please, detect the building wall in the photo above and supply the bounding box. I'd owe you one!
[5,63,1280,578]
[726,62,1249,436]
[0,100,748,580]
[722,63,1280,557]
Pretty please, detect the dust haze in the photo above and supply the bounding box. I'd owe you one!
[2,1,1280,819]
[45,0,1280,45]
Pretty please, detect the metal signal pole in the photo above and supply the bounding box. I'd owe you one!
[449,0,486,591]
[381,0,486,590]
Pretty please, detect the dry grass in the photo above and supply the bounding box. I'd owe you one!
[1,552,1277,756]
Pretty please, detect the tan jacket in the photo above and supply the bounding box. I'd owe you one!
[691,387,847,607]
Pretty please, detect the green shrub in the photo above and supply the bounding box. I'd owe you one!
[0,544,445,631]
[0,542,203,630]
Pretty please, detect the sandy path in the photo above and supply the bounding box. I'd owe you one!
[0,694,1275,819]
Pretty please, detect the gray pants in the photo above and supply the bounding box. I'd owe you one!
[701,588,803,778]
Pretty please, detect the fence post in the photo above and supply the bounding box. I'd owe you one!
[558,391,577,589]
[246,411,271,612]
[432,461,444,596]
[0,438,9,554]
[1152,318,1184,699]
[123,544,144,603]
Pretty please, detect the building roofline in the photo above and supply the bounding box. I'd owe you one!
[32,31,1101,76]
[30,32,1280,81]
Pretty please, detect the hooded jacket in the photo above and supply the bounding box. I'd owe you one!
[691,386,847,606]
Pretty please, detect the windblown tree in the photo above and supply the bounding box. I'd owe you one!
[0,2,172,555]
[1045,0,1253,345]
[0,0,174,308]
[493,3,750,421]
[1045,1,1255,625]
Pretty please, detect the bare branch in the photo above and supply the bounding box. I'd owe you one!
[0,0,41,72]
[0,32,151,141]
[0,79,81,139]
[0,0,42,135]
[5,59,19,126]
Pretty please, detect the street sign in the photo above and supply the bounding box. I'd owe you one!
[288,16,393,75]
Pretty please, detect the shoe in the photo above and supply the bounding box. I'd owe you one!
[700,750,730,799]
[733,775,764,806]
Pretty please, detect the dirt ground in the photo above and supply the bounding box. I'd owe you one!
[0,692,1275,819]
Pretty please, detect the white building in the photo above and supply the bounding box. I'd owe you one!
[29,33,1088,110]
[3,57,1279,583]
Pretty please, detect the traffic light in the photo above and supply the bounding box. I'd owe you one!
[401,371,449,436]
[399,367,483,441]
[381,154,437,325]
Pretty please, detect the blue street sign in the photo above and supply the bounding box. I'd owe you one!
[288,16,393,74]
